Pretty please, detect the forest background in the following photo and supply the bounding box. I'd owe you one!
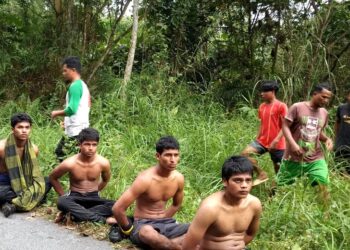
[1,0,350,249]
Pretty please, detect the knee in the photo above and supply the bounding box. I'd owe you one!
[138,225,157,242]
[57,196,70,211]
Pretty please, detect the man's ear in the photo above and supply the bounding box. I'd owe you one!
[155,152,160,160]
[222,178,228,187]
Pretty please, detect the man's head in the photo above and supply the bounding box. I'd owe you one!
[62,56,81,83]
[260,80,279,102]
[78,128,99,157]
[345,89,350,103]
[222,156,253,198]
[311,82,333,108]
[156,136,180,171]
[10,113,32,141]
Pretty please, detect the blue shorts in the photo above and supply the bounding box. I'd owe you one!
[249,140,284,164]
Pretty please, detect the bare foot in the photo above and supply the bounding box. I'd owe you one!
[54,212,65,223]
[253,172,269,186]
[106,216,117,225]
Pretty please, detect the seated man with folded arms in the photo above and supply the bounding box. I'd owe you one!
[182,156,262,250]
[0,113,51,217]
[112,136,189,250]
[49,128,115,224]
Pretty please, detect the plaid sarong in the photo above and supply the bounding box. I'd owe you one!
[5,133,46,211]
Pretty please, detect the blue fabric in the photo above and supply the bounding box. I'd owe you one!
[0,173,11,185]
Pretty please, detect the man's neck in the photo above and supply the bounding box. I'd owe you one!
[308,100,319,110]
[223,191,246,206]
[70,75,81,83]
[78,153,96,164]
[14,137,27,148]
[155,165,172,178]
[265,97,276,104]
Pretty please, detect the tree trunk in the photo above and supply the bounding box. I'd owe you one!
[122,0,139,100]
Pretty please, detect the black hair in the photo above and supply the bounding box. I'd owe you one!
[260,80,279,93]
[156,136,180,154]
[10,113,32,128]
[62,56,82,74]
[221,156,253,181]
[312,82,332,95]
[78,128,99,144]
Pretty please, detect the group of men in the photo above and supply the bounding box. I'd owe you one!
[0,56,349,250]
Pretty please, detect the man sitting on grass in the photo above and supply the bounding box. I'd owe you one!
[50,128,115,224]
[182,156,262,250]
[112,136,189,249]
[0,113,51,217]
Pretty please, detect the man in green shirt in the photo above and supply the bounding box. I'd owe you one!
[51,56,91,162]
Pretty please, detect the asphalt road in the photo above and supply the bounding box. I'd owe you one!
[0,213,114,250]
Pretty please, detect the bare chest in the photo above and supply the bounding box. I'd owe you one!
[209,208,254,235]
[144,180,178,202]
[70,164,101,182]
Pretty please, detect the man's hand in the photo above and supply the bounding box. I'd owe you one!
[51,111,59,119]
[290,143,304,157]
[268,139,278,151]
[324,138,333,151]
[119,217,134,237]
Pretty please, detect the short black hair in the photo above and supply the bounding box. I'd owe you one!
[222,156,253,181]
[10,113,32,128]
[260,80,279,93]
[62,56,81,74]
[156,136,180,154]
[312,82,332,95]
[78,128,99,144]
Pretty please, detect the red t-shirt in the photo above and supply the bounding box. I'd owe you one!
[257,99,288,150]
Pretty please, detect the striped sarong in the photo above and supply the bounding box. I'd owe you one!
[5,133,46,211]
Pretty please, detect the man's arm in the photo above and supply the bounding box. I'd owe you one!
[51,81,82,119]
[269,103,288,149]
[49,162,71,196]
[98,159,111,191]
[182,200,216,250]
[282,118,303,156]
[244,199,262,245]
[164,174,184,218]
[320,131,333,151]
[112,175,149,231]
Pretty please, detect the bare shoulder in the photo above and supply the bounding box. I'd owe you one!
[0,139,6,156]
[96,154,110,168]
[133,167,154,186]
[197,192,222,215]
[60,154,78,169]
[247,194,262,212]
[32,143,39,155]
[173,170,184,182]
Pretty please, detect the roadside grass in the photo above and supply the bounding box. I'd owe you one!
[0,80,349,249]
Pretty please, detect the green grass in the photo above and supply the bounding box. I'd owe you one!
[0,79,349,249]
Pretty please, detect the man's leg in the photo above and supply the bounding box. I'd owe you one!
[241,143,268,185]
[0,185,16,205]
[138,225,181,250]
[269,149,284,174]
[57,194,106,223]
[306,159,330,206]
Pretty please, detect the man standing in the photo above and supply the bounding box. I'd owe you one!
[334,89,350,174]
[241,80,288,185]
[182,156,262,250]
[49,128,115,223]
[112,136,188,249]
[276,83,333,202]
[51,56,91,161]
[0,113,51,217]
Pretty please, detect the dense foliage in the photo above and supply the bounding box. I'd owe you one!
[1,1,350,249]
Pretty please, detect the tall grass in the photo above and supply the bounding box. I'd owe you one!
[0,78,349,249]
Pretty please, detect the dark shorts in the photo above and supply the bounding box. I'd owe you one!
[130,218,189,247]
[249,140,284,164]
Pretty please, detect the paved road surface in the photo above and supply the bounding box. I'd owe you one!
[0,213,114,250]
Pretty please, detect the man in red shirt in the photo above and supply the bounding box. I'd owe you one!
[241,80,288,185]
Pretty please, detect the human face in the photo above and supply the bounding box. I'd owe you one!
[12,121,31,141]
[79,140,98,157]
[312,88,332,108]
[62,64,75,83]
[260,90,275,102]
[223,173,252,199]
[156,149,180,172]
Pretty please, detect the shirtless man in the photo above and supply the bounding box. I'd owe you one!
[0,113,51,217]
[182,156,262,250]
[112,136,188,249]
[49,128,115,223]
